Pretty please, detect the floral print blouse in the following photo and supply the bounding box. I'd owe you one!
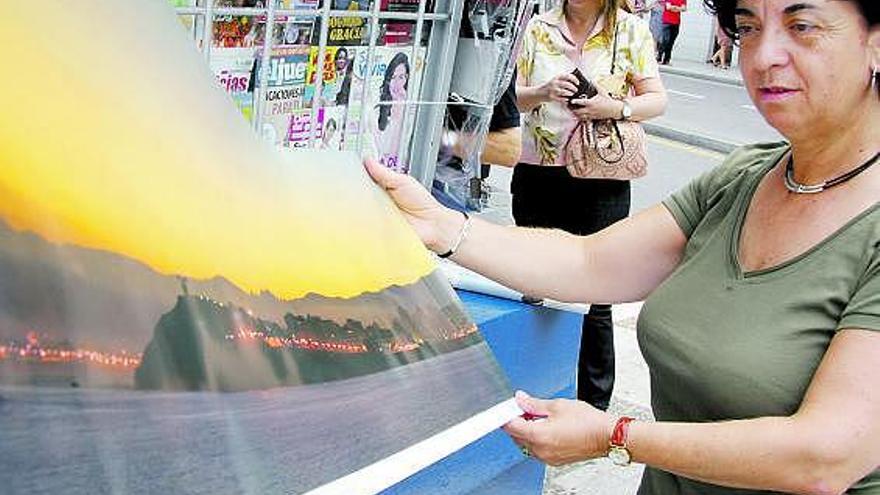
[516,8,659,165]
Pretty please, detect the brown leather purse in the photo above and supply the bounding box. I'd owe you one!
[563,22,648,180]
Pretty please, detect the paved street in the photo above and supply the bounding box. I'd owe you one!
[656,73,782,148]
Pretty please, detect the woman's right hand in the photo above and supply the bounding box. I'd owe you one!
[503,391,613,466]
[541,73,580,104]
[364,158,464,254]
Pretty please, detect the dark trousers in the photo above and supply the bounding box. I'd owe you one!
[658,23,681,64]
[511,164,631,410]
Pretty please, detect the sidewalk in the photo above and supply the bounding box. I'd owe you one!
[543,307,652,495]
[659,59,743,87]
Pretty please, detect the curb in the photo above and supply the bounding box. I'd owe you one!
[643,122,739,154]
[659,65,744,87]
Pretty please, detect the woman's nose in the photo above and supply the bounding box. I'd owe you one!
[749,26,793,73]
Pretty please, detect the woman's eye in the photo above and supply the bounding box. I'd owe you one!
[790,22,815,33]
[735,24,757,36]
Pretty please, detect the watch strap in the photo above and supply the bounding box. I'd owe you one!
[620,100,632,120]
[610,416,635,448]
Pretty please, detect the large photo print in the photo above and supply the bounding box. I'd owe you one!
[0,2,513,494]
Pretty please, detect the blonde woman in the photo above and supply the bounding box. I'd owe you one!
[512,0,667,410]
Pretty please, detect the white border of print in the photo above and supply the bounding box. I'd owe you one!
[306,398,523,495]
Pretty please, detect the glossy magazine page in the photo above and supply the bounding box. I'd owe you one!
[0,2,514,493]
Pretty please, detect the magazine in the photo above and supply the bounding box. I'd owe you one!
[377,0,421,46]
[254,45,311,145]
[213,0,313,49]
[311,0,372,46]
[278,18,315,46]
[210,47,258,120]
[287,106,347,150]
[212,1,263,48]
[379,19,418,46]
[380,0,424,12]
[343,46,425,173]
[304,46,357,106]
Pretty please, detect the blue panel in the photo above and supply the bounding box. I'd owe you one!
[382,290,582,494]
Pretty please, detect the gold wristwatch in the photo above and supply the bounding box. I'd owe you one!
[608,416,635,466]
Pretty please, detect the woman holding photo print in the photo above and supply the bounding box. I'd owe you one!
[368,0,880,492]
[372,52,410,173]
[513,0,667,411]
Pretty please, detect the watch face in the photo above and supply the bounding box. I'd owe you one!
[608,446,631,466]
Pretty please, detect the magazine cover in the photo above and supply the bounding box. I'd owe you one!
[254,45,311,145]
[378,0,421,45]
[287,0,320,9]
[287,106,347,150]
[0,2,515,494]
[279,18,315,46]
[380,19,418,46]
[212,0,262,48]
[381,0,420,11]
[344,46,425,173]
[312,0,372,46]
[304,45,356,106]
[210,47,258,120]
[213,1,305,49]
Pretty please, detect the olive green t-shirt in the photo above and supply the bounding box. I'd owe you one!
[637,142,880,494]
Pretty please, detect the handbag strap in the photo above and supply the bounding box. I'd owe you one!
[563,119,592,151]
[610,19,620,75]
[600,18,626,164]
[564,16,626,163]
[564,15,622,77]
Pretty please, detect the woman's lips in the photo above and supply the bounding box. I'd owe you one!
[758,86,800,102]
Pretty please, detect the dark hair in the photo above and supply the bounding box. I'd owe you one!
[705,0,879,38]
[703,0,879,94]
[377,52,410,132]
[335,47,348,62]
[335,59,354,106]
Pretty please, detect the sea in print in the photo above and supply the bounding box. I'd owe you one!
[0,343,509,494]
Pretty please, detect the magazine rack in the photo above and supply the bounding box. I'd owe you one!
[173,0,464,186]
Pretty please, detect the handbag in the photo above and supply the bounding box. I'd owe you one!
[562,21,648,180]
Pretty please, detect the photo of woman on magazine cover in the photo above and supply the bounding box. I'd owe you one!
[372,51,410,173]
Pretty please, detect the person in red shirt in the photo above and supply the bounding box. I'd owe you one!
[658,0,686,64]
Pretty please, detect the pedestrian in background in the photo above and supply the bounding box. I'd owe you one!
[657,0,685,65]
[511,0,667,410]
[647,0,664,51]
[708,17,732,69]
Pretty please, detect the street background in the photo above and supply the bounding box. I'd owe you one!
[476,6,781,493]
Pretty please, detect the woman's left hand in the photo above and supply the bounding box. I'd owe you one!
[570,92,623,121]
[502,391,614,466]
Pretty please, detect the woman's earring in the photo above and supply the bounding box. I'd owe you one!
[874,67,879,86]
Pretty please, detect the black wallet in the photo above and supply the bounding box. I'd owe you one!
[567,67,598,107]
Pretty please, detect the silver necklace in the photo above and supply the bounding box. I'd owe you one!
[783,151,880,194]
